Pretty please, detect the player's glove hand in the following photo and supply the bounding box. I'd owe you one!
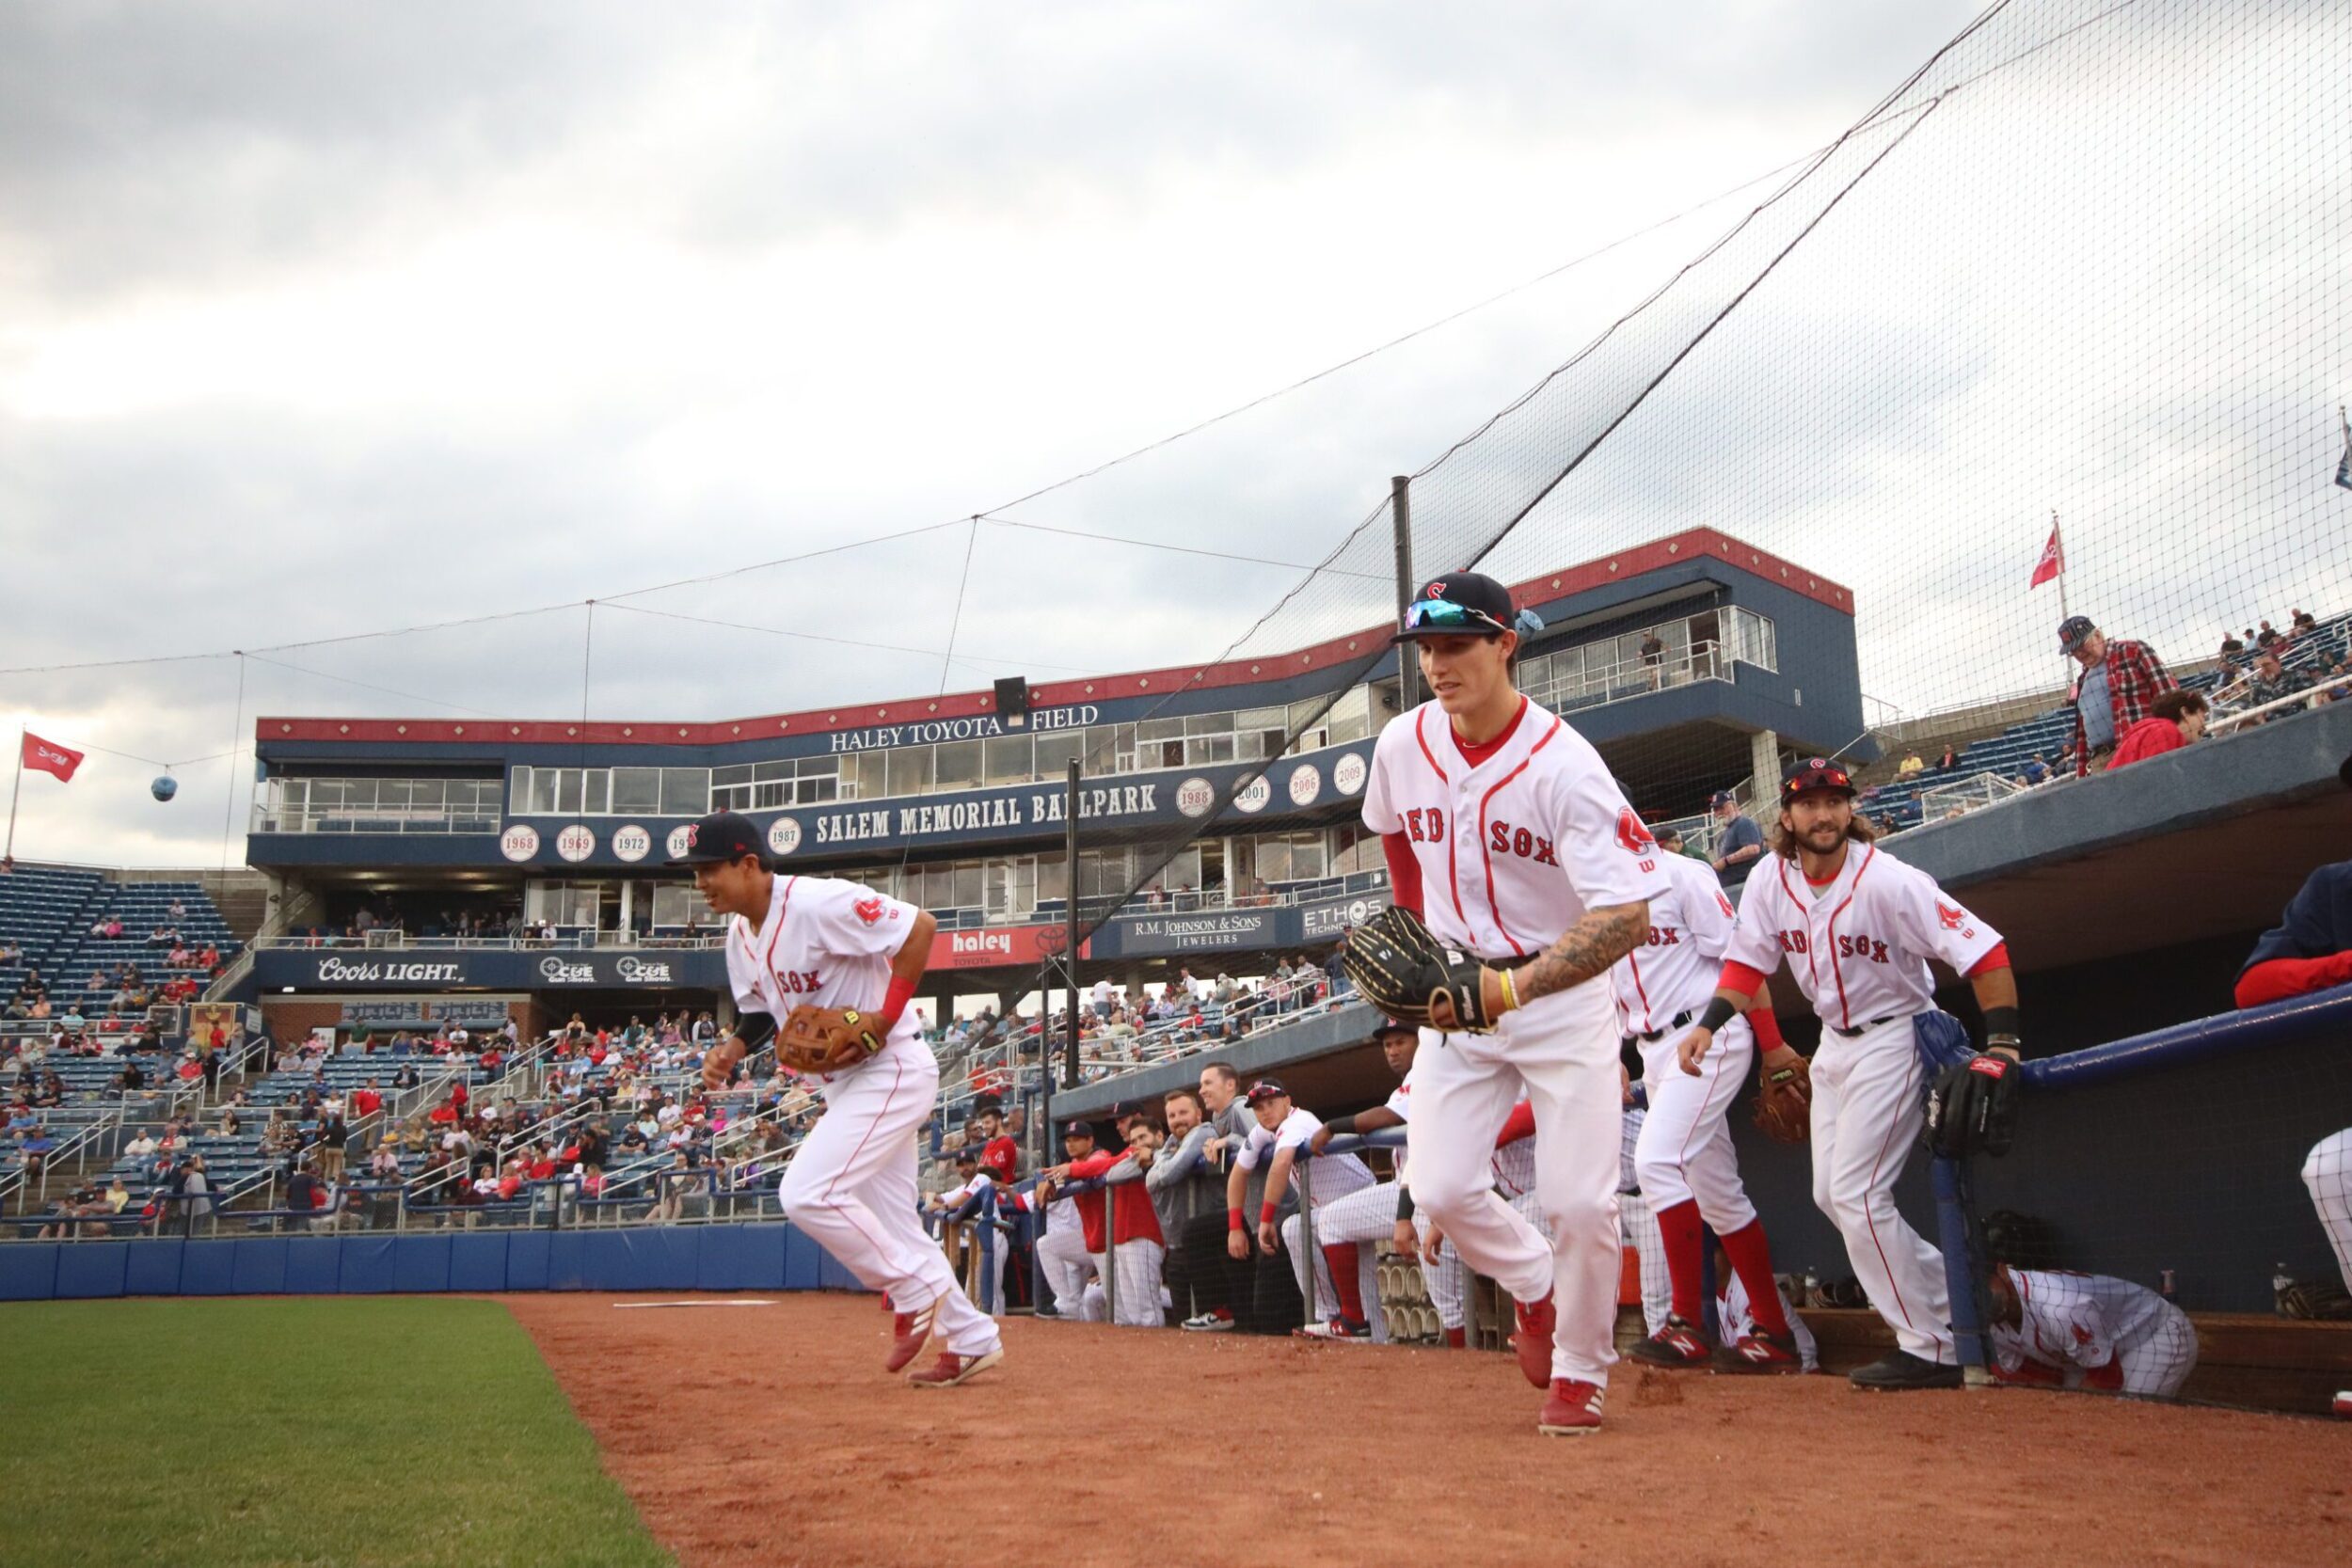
[775,1005,885,1076]
[1750,1046,1812,1143]
[699,1037,746,1092]
[1339,905,1496,1031]
[1926,1050,2021,1158]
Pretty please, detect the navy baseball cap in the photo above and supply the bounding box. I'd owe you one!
[1244,1078,1289,1105]
[1397,572,1517,641]
[1780,757,1857,800]
[1372,1018,1417,1039]
[1708,789,1738,809]
[2058,615,2097,655]
[1062,1119,1096,1140]
[955,1148,978,1164]
[666,811,768,866]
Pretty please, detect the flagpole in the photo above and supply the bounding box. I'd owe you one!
[6,724,23,863]
[2051,511,2073,692]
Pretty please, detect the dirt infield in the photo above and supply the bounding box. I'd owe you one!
[510,1292,2352,1568]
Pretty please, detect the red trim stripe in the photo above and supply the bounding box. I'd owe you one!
[1858,1037,1922,1334]
[1471,717,1562,958]
[1822,846,1876,1032]
[1415,710,1469,934]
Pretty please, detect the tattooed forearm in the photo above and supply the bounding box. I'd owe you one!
[1509,902,1650,1005]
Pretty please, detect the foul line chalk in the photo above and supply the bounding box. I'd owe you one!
[612,1299,780,1309]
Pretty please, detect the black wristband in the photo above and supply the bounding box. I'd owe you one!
[1396,1185,1415,1222]
[1981,1006,2020,1041]
[1698,996,1738,1034]
[1324,1114,1359,1139]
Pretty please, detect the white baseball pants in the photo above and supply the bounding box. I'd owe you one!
[1406,985,1627,1387]
[776,1036,1001,1357]
[1807,1015,1952,1365]
[1035,1223,1095,1315]
[1085,1241,1168,1327]
[1421,1217,1470,1331]
[1283,1182,1393,1341]
[1618,1189,1671,1337]
[1635,1018,1757,1231]
[2302,1128,2352,1291]
[2121,1305,2200,1397]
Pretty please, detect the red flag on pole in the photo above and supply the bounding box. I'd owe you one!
[22,732,85,783]
[2029,519,2066,589]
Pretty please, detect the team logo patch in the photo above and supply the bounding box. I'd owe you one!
[854,896,885,926]
[1935,901,1966,930]
[1425,580,1447,597]
[1614,809,1656,855]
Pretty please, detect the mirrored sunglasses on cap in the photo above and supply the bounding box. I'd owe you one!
[1401,598,1511,636]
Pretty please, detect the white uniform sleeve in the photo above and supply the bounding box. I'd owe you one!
[1360,716,1407,836]
[2038,1288,2116,1373]
[1720,867,1785,975]
[1274,1110,1323,1154]
[1232,1123,1273,1172]
[1548,747,1672,913]
[1382,1085,1411,1120]
[1674,859,1740,960]
[1883,861,2004,977]
[798,877,923,962]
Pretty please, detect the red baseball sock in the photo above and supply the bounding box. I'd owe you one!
[1656,1198,1705,1323]
[1324,1243,1366,1322]
[1719,1219,1789,1335]
[1444,1326,1467,1348]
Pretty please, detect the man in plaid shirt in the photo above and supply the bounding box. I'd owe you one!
[2060,615,2176,775]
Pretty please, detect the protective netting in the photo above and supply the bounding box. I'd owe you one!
[1061,0,2352,935]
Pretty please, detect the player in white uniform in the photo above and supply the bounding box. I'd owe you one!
[1611,849,1805,1370]
[679,811,1002,1388]
[1618,1086,1671,1338]
[1026,1122,1104,1318]
[1294,1020,1429,1343]
[1987,1265,2197,1398]
[1226,1080,1378,1338]
[927,1149,1008,1315]
[1360,571,1671,1437]
[1675,758,2023,1391]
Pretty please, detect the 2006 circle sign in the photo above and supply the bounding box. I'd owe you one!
[555,824,597,863]
[611,825,653,863]
[500,824,541,863]
[768,816,803,857]
[1288,765,1322,807]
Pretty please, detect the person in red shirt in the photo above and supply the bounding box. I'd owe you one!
[1052,1117,1168,1326]
[2106,689,2209,770]
[350,1079,384,1118]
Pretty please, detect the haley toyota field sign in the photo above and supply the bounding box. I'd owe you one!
[926,924,1083,971]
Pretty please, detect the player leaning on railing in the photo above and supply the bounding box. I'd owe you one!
[1675,757,2023,1391]
[677,809,1003,1389]
[1343,570,1667,1439]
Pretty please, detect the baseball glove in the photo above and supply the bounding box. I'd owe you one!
[776,1004,885,1074]
[1338,904,1496,1031]
[1927,1050,2022,1159]
[1751,1051,1812,1143]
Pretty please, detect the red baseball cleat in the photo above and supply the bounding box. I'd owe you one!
[907,1347,1005,1388]
[1510,1295,1556,1389]
[1628,1315,1712,1369]
[885,1301,939,1373]
[1293,1317,1373,1341]
[1537,1378,1604,1436]
[1724,1329,1804,1372]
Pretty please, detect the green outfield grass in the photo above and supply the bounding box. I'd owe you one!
[0,1298,670,1568]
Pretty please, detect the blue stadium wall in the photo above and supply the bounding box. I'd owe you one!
[0,1222,866,1303]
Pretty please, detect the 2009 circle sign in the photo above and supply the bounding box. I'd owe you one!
[1333,753,1367,796]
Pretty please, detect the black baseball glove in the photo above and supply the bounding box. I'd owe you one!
[1338,904,1497,1031]
[1927,1051,2021,1158]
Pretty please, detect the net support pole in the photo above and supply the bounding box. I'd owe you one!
[4,725,23,863]
[1062,757,1081,1091]
[1931,1153,1993,1385]
[1391,477,1419,712]
[1034,958,1053,1178]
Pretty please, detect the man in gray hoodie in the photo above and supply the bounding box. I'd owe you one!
[1143,1085,1228,1326]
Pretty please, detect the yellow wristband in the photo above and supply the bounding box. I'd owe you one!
[1497,967,1520,1013]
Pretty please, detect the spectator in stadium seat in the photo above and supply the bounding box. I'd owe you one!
[1897,751,1925,778]
[2246,649,2332,719]
[2219,630,2247,659]
[2257,620,2286,655]
[1936,745,1961,772]
[2018,752,2053,786]
[1707,791,1765,890]
[2106,689,2210,770]
[2060,615,2177,776]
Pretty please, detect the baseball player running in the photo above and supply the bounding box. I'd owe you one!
[1611,849,1805,1370]
[1226,1080,1379,1339]
[679,810,1002,1388]
[1987,1264,2197,1397]
[1348,570,1672,1437]
[1676,758,2023,1391]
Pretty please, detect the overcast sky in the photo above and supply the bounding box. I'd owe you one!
[4,0,2344,866]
